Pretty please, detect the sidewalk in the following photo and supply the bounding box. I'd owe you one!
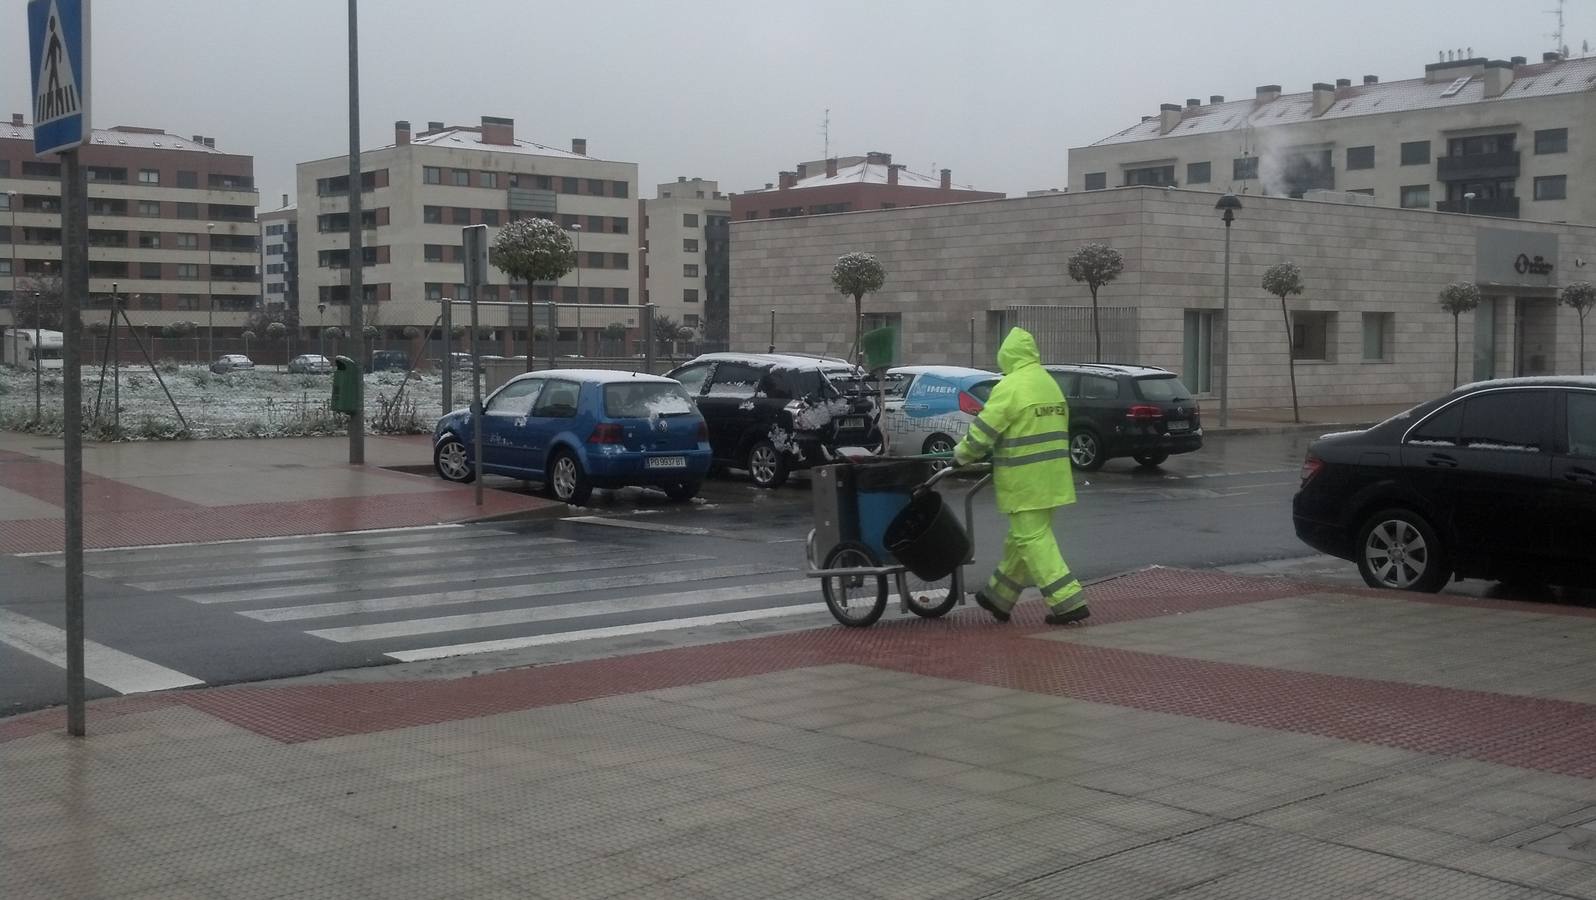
[1209,402,1411,435]
[0,433,561,554]
[7,567,1596,899]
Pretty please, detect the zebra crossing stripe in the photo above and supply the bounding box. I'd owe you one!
[311,578,818,643]
[384,603,827,663]
[0,609,204,694]
[241,564,794,622]
[76,534,564,580]
[183,551,712,604]
[21,524,498,562]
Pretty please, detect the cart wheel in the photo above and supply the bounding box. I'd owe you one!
[904,571,959,619]
[821,542,889,627]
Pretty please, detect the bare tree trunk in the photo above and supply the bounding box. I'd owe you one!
[1090,286,1102,362]
[1279,295,1299,423]
[1453,314,1460,388]
[1582,311,1588,376]
[853,294,863,366]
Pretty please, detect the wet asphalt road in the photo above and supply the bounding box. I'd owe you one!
[2,432,1324,715]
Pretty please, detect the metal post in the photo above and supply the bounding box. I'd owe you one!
[969,315,976,367]
[546,301,557,371]
[111,289,120,437]
[1219,220,1232,428]
[768,309,775,353]
[441,296,452,412]
[344,0,365,465]
[643,303,656,373]
[61,149,87,737]
[205,222,214,363]
[469,285,483,506]
[34,290,41,423]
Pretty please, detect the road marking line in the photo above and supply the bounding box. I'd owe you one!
[78,535,567,580]
[0,609,204,694]
[384,602,826,662]
[310,578,817,642]
[124,539,607,592]
[25,525,522,565]
[242,564,796,622]
[182,552,713,604]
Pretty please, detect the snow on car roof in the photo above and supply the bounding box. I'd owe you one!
[505,369,675,385]
[1456,375,1596,392]
[888,365,997,378]
[1045,363,1173,377]
[683,352,854,371]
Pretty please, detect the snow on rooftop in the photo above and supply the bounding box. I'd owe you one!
[403,127,596,161]
[1,123,229,154]
[742,161,977,194]
[1088,56,1596,148]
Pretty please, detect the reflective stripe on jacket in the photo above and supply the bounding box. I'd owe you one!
[954,327,1076,513]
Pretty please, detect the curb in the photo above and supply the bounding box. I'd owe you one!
[1206,420,1376,437]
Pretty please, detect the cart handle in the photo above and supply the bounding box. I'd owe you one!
[923,460,991,489]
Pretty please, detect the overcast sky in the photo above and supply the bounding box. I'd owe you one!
[2,0,1584,207]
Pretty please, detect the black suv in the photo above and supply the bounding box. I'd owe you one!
[666,353,879,488]
[368,350,410,373]
[1042,364,1203,471]
[1294,377,1596,592]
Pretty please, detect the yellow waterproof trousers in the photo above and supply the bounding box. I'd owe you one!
[983,508,1083,614]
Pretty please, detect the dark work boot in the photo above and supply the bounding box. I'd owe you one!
[972,591,1011,623]
[1044,604,1091,626]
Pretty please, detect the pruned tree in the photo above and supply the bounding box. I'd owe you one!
[831,252,886,364]
[1066,243,1124,363]
[265,321,288,371]
[602,322,628,355]
[86,319,109,363]
[323,326,346,344]
[1439,282,1482,388]
[491,217,576,371]
[12,277,65,331]
[1262,262,1305,423]
[171,320,198,363]
[1560,281,1596,375]
[401,325,422,341]
[240,329,257,359]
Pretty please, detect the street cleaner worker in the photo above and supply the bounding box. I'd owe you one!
[954,327,1088,625]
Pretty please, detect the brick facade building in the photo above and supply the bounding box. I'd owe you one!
[731,152,1002,220]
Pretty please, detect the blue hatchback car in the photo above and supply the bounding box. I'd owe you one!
[432,370,712,505]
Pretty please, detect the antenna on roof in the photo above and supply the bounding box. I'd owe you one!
[1549,0,1567,56]
[821,108,830,159]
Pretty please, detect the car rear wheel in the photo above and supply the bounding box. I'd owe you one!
[434,436,474,483]
[1357,508,1449,593]
[547,451,593,506]
[922,434,956,469]
[747,440,790,489]
[1133,452,1170,469]
[662,480,701,502]
[1070,430,1106,471]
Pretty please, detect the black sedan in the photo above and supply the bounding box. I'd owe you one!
[1293,376,1596,592]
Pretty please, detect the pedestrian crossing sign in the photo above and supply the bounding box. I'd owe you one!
[27,0,90,157]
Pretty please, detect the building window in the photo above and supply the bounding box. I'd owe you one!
[611,217,628,234]
[1083,172,1107,191]
[684,314,700,328]
[1535,128,1568,155]
[138,232,160,249]
[1362,312,1394,362]
[175,263,199,280]
[585,179,605,196]
[561,177,579,194]
[1186,162,1211,185]
[683,289,699,303]
[138,169,160,185]
[423,205,443,224]
[1533,175,1567,201]
[1346,146,1375,170]
[423,166,441,184]
[176,170,198,188]
[1182,310,1217,393]
[1399,184,1431,209]
[265,224,284,236]
[1400,140,1430,165]
[1291,312,1333,361]
[612,181,629,199]
[452,169,471,187]
[425,283,444,301]
[139,262,162,280]
[586,215,606,233]
[610,253,629,269]
[1123,165,1175,187]
[683,264,699,278]
[424,244,444,262]
[265,244,284,255]
[480,172,497,188]
[137,200,162,217]
[175,233,198,250]
[481,209,500,226]
[683,239,699,253]
[1233,157,1259,181]
[176,202,199,219]
[585,251,606,269]
[451,207,472,225]
[683,213,699,227]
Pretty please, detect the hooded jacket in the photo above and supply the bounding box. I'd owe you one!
[953,328,1076,513]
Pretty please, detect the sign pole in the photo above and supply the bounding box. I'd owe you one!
[462,225,489,506]
[440,296,452,413]
[344,0,365,464]
[61,149,87,737]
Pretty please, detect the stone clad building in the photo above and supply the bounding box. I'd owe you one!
[729,187,1596,410]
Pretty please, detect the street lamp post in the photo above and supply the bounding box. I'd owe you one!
[1215,193,1242,428]
[33,290,42,423]
[318,301,327,359]
[1463,191,1477,216]
[569,223,582,355]
[205,222,216,364]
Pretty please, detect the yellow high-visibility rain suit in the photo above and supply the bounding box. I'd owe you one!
[953,328,1086,621]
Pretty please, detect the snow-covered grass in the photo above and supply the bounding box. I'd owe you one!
[0,364,478,441]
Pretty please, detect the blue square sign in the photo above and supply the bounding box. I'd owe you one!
[28,0,90,157]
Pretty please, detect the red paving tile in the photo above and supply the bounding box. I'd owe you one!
[0,449,198,513]
[7,569,1596,779]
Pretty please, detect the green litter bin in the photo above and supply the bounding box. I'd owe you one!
[330,355,360,414]
[861,326,899,371]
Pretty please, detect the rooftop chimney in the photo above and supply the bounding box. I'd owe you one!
[1311,82,1336,116]
[1158,102,1182,134]
[202,137,215,148]
[866,151,892,165]
[1335,78,1352,89]
[887,164,903,186]
[1543,51,1563,63]
[677,176,686,182]
[192,134,203,143]
[1483,60,1516,97]
[825,157,839,178]
[939,168,952,190]
[764,183,773,190]
[11,113,22,127]
[395,120,411,146]
[1363,75,1378,84]
[478,116,514,145]
[426,120,444,132]
[1511,55,1527,65]
[778,171,797,190]
[281,193,288,207]
[1185,98,1201,109]
[796,163,809,179]
[1255,84,1282,104]
[1209,94,1225,104]
[571,137,587,155]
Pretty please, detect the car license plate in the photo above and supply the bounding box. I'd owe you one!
[842,417,868,430]
[1167,420,1190,433]
[647,456,686,469]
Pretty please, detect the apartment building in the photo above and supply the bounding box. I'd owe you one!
[1067,51,1596,223]
[731,152,1003,220]
[258,194,298,319]
[642,177,730,342]
[1,114,259,329]
[296,117,640,353]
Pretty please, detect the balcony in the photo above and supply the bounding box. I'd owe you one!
[1438,196,1520,218]
[1437,150,1520,182]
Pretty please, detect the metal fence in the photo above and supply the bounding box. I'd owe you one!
[1006,305,1139,364]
